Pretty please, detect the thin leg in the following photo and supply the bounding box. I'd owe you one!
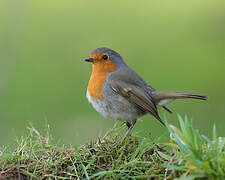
[122,121,136,142]
[162,106,173,114]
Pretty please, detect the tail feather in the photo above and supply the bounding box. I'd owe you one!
[154,92,207,106]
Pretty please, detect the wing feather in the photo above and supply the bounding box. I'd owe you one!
[109,80,164,126]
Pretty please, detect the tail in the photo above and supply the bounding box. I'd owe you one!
[154,92,207,107]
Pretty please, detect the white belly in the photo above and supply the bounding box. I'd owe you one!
[86,90,144,124]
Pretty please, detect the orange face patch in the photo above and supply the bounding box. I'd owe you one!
[87,54,116,100]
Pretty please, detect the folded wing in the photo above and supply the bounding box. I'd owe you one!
[109,79,165,126]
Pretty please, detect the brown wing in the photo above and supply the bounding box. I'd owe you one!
[109,80,165,126]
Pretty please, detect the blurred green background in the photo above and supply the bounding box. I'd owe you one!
[0,0,224,148]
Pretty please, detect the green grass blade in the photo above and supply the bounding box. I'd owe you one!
[164,117,189,155]
[213,124,217,142]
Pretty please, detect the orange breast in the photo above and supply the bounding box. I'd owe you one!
[88,60,116,100]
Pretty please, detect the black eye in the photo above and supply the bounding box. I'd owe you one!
[102,55,108,60]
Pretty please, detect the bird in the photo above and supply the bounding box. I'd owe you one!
[85,47,207,140]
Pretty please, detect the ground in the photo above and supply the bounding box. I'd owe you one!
[0,116,224,179]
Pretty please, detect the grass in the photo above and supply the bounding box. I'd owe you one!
[0,116,224,180]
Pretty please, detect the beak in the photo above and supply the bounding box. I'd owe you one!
[85,58,94,62]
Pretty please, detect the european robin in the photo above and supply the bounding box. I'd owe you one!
[85,47,207,140]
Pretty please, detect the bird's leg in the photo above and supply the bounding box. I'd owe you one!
[122,121,136,143]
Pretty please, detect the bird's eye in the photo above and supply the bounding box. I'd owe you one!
[102,55,108,60]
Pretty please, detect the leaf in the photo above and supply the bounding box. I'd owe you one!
[157,151,171,160]
[164,116,189,155]
[213,124,217,142]
[163,164,187,171]
[0,154,21,161]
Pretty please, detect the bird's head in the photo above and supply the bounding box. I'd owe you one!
[85,47,126,73]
